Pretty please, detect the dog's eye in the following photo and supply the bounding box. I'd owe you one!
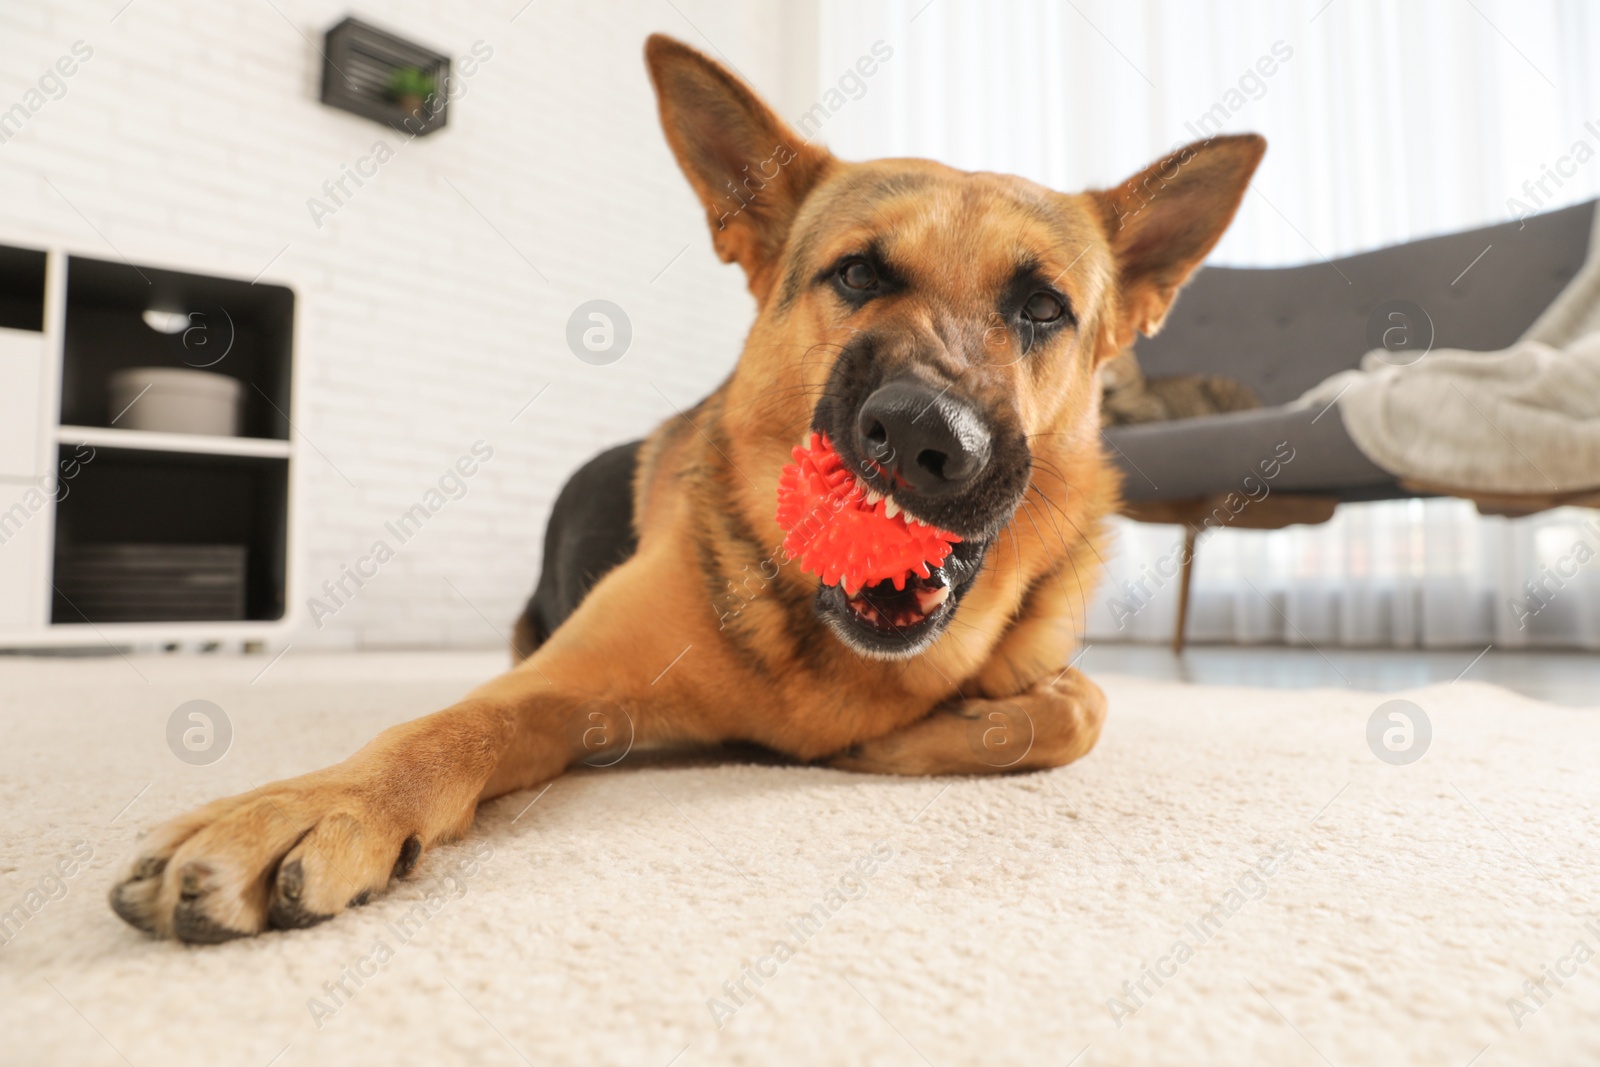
[1023,291,1065,323]
[840,260,878,290]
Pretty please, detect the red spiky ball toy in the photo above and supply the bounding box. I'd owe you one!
[775,433,961,595]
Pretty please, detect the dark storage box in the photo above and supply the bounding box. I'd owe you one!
[54,544,248,623]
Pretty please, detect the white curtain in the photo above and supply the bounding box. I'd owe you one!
[1095,502,1600,649]
[811,0,1600,648]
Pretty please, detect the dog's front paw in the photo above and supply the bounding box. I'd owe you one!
[109,773,427,943]
[827,730,931,776]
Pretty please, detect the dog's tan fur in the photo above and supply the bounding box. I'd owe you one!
[110,36,1263,941]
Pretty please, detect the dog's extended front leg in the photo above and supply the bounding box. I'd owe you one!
[106,678,601,942]
[110,550,705,943]
[829,667,1106,776]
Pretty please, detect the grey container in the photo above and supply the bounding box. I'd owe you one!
[107,368,242,437]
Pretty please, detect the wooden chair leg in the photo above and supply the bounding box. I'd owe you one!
[1172,527,1197,654]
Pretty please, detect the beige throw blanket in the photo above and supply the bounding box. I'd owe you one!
[1300,206,1600,494]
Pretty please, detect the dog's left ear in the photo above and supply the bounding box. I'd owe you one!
[1091,134,1265,358]
[646,34,834,299]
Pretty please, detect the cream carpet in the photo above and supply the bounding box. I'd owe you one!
[2,651,1597,1067]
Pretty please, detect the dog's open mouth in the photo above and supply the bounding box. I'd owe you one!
[816,536,990,658]
[842,567,952,631]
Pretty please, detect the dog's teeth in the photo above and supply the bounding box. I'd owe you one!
[883,497,900,518]
[915,585,952,613]
[865,489,883,506]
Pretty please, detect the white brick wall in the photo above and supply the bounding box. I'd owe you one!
[1,0,817,649]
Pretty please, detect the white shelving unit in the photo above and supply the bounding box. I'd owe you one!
[0,246,300,647]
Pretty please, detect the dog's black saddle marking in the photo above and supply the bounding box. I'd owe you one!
[518,440,642,651]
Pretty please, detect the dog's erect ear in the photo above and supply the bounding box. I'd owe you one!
[645,34,834,298]
[1091,134,1265,356]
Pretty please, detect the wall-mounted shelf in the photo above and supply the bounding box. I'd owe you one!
[58,425,293,460]
[0,244,298,646]
[320,17,451,137]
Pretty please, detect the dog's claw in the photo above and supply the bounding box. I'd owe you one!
[266,858,334,930]
[392,835,422,881]
[178,864,210,901]
[277,858,305,901]
[267,897,333,931]
[108,878,160,933]
[132,856,167,881]
[172,899,248,944]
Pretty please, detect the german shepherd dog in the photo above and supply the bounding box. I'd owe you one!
[110,36,1262,942]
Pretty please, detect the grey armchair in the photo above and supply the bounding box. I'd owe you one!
[1104,198,1599,649]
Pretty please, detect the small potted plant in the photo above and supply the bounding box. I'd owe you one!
[386,66,436,119]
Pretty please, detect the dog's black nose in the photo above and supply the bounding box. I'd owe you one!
[856,378,992,497]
